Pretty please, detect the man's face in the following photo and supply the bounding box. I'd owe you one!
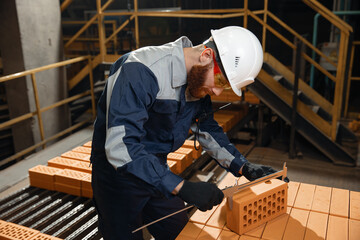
[187,60,226,98]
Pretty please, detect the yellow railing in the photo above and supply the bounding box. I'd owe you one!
[0,56,96,167]
[1,0,353,166]
[344,41,360,117]
[248,0,353,140]
[63,0,353,141]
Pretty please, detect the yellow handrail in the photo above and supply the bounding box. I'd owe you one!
[0,56,96,167]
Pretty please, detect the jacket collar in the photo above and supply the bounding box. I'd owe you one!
[171,36,193,88]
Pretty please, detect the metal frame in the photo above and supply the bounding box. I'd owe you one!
[0,56,96,167]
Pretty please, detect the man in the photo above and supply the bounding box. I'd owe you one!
[91,26,283,240]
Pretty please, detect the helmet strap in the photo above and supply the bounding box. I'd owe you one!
[203,40,228,80]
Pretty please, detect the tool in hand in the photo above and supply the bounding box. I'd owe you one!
[132,162,287,234]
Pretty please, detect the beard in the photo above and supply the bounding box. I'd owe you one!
[187,62,213,98]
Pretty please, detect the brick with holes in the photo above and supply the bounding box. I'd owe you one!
[72,146,92,155]
[28,165,62,190]
[54,169,88,188]
[226,179,288,235]
[0,222,40,240]
[181,140,202,159]
[167,153,188,173]
[61,151,90,162]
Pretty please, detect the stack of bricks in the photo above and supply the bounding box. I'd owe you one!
[167,140,202,175]
[28,140,93,198]
[176,172,360,240]
[28,140,203,198]
[0,220,62,240]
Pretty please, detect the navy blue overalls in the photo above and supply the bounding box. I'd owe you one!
[91,37,247,239]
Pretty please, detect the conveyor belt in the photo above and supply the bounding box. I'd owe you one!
[0,187,102,240]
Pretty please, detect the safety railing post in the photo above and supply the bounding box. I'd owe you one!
[244,0,248,28]
[97,0,106,61]
[134,0,139,49]
[262,0,268,52]
[331,31,349,141]
[289,40,302,159]
[30,73,46,149]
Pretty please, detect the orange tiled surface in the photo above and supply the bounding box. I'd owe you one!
[177,173,360,240]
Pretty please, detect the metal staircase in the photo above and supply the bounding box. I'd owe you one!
[248,52,358,166]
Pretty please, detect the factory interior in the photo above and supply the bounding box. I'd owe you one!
[0,0,359,239]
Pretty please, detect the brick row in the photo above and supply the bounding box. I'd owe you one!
[0,221,62,240]
[48,157,91,173]
[181,176,360,240]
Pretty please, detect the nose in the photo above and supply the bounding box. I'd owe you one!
[212,87,224,96]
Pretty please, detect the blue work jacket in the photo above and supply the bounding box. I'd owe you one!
[91,37,247,198]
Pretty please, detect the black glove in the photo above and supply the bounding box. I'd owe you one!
[242,162,290,182]
[178,181,224,211]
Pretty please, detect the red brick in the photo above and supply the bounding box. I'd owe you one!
[311,185,331,214]
[81,188,93,198]
[81,173,92,190]
[73,161,92,174]
[29,165,62,181]
[196,225,222,240]
[55,169,88,187]
[190,205,219,226]
[350,191,360,220]
[72,146,91,155]
[48,157,80,169]
[326,215,348,240]
[55,182,81,196]
[0,222,39,240]
[175,222,204,240]
[216,229,239,240]
[206,200,227,229]
[293,183,315,210]
[226,179,288,235]
[349,219,360,240]
[83,141,92,148]
[48,157,91,174]
[262,206,292,240]
[329,187,349,218]
[174,147,194,167]
[182,140,202,159]
[282,208,310,240]
[303,211,328,240]
[287,181,300,207]
[61,151,90,162]
[29,178,56,191]
[29,232,63,240]
[167,160,180,174]
[167,153,187,173]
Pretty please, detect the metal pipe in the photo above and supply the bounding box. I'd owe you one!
[289,41,302,158]
[310,10,360,88]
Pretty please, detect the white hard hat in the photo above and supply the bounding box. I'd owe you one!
[210,26,263,96]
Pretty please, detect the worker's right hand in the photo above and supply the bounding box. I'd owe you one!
[177,180,224,212]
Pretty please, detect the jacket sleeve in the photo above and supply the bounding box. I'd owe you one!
[190,96,248,177]
[105,62,182,198]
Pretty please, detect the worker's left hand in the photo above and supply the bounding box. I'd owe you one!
[241,162,290,182]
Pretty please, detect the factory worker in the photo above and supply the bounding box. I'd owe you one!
[90,26,285,240]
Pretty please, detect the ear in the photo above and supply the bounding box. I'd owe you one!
[199,48,213,64]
